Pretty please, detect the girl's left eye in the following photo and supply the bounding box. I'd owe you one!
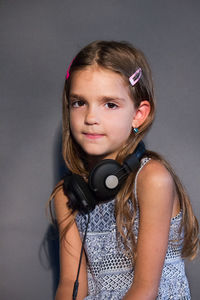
[105,102,118,109]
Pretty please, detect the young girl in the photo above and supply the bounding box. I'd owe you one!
[50,40,199,300]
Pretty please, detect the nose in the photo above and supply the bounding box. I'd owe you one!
[84,105,99,125]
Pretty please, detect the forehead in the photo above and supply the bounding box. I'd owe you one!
[69,66,131,99]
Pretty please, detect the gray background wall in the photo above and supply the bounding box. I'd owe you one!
[1,0,199,299]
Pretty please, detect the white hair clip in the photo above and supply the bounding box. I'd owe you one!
[129,68,142,86]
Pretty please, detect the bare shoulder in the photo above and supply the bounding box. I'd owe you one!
[136,159,176,210]
[54,185,68,207]
[53,185,73,229]
[138,159,175,191]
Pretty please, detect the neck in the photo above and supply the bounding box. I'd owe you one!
[86,155,105,170]
[85,153,117,171]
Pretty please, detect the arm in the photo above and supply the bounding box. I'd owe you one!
[54,188,88,300]
[123,160,179,300]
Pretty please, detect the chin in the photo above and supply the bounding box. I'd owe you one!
[81,146,104,156]
[81,145,118,160]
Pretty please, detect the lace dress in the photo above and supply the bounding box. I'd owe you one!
[75,158,191,299]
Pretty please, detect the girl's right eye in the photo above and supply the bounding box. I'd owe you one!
[71,100,85,108]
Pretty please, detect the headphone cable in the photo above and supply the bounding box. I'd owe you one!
[72,213,90,300]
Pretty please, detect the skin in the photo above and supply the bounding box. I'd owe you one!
[54,66,181,300]
[69,65,150,167]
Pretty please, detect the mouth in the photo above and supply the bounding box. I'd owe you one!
[83,133,105,139]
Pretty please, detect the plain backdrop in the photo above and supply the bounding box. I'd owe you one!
[1,0,200,299]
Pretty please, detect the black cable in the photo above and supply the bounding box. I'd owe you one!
[72,213,90,300]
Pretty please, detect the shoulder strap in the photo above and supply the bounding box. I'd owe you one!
[134,157,151,202]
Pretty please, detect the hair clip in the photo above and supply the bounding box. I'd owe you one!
[66,58,75,79]
[129,68,142,86]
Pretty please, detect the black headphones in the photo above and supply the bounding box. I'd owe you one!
[63,141,146,214]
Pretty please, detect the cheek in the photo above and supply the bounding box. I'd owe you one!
[106,112,134,132]
[69,112,80,134]
[117,123,132,138]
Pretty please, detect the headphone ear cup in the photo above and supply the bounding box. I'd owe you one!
[63,174,95,214]
[88,159,122,201]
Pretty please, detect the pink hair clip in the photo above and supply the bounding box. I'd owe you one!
[129,68,142,86]
[66,58,75,79]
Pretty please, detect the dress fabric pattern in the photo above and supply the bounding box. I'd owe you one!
[75,158,191,300]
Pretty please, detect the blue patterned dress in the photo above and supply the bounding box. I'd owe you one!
[75,158,191,299]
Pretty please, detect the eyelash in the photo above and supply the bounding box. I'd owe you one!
[70,100,85,108]
[105,102,118,109]
[70,100,119,109]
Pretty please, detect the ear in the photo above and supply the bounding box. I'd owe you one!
[132,100,151,128]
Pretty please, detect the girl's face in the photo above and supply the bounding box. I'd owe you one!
[69,66,137,161]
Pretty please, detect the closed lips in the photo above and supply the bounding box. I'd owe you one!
[83,133,104,138]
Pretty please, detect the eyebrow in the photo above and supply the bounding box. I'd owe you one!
[69,93,126,102]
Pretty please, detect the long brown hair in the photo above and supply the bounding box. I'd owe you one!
[50,40,199,260]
